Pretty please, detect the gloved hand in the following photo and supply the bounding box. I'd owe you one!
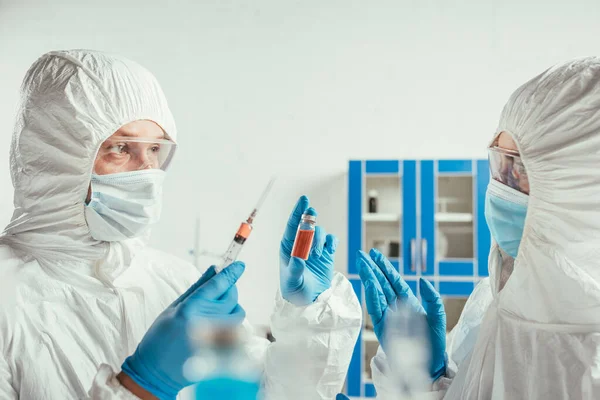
[336,394,350,400]
[280,195,338,306]
[121,262,246,399]
[358,249,447,381]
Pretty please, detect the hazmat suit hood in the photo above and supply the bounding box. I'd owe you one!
[0,50,176,280]
[493,57,600,324]
[444,57,600,399]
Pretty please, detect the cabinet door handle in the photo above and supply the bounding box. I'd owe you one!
[410,239,416,272]
[421,239,428,273]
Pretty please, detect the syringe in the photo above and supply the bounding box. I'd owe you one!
[215,178,276,273]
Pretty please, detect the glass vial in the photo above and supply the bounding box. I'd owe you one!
[368,190,378,213]
[291,207,317,260]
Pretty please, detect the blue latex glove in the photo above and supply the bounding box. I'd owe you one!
[358,249,447,381]
[280,195,338,306]
[121,262,246,399]
[336,394,350,400]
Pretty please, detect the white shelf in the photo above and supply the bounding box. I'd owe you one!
[361,375,374,384]
[435,212,473,223]
[363,213,400,222]
[438,257,474,263]
[362,330,378,342]
[365,173,401,178]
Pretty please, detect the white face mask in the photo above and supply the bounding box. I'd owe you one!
[84,169,165,242]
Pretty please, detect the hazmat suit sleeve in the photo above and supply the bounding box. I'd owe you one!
[0,356,17,399]
[263,271,362,400]
[370,278,493,400]
[88,365,140,400]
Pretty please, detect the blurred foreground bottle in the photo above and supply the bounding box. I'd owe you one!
[385,302,432,400]
[184,323,263,400]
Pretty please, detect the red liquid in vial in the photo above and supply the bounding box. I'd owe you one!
[291,229,315,260]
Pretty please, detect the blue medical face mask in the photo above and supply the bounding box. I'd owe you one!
[84,169,165,242]
[484,179,529,258]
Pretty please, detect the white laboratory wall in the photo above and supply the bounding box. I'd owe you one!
[0,0,599,325]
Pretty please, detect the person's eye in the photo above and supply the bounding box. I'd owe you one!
[108,143,128,155]
[151,144,161,153]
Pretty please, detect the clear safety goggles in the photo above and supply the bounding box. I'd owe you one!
[94,136,177,174]
[488,146,530,194]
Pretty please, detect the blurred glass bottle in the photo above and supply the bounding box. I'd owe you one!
[385,302,431,400]
[184,323,263,400]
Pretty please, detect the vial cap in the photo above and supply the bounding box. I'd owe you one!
[304,207,317,217]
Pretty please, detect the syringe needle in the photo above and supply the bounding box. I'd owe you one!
[216,177,277,274]
[249,177,276,220]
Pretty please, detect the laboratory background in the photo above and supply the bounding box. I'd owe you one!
[0,0,598,397]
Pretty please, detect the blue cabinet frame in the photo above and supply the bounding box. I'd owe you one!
[345,159,491,398]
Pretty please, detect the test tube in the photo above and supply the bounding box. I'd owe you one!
[291,208,317,260]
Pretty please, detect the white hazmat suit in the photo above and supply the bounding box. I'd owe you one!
[0,50,362,399]
[372,57,600,399]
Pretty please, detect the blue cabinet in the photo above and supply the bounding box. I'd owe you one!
[345,159,491,398]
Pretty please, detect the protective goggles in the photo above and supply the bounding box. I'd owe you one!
[488,146,530,194]
[94,136,177,174]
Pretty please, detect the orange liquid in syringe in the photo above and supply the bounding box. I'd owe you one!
[291,229,315,260]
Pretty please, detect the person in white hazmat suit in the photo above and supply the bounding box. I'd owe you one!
[0,49,362,400]
[353,56,600,400]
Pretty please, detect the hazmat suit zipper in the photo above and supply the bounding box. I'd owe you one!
[94,261,133,360]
